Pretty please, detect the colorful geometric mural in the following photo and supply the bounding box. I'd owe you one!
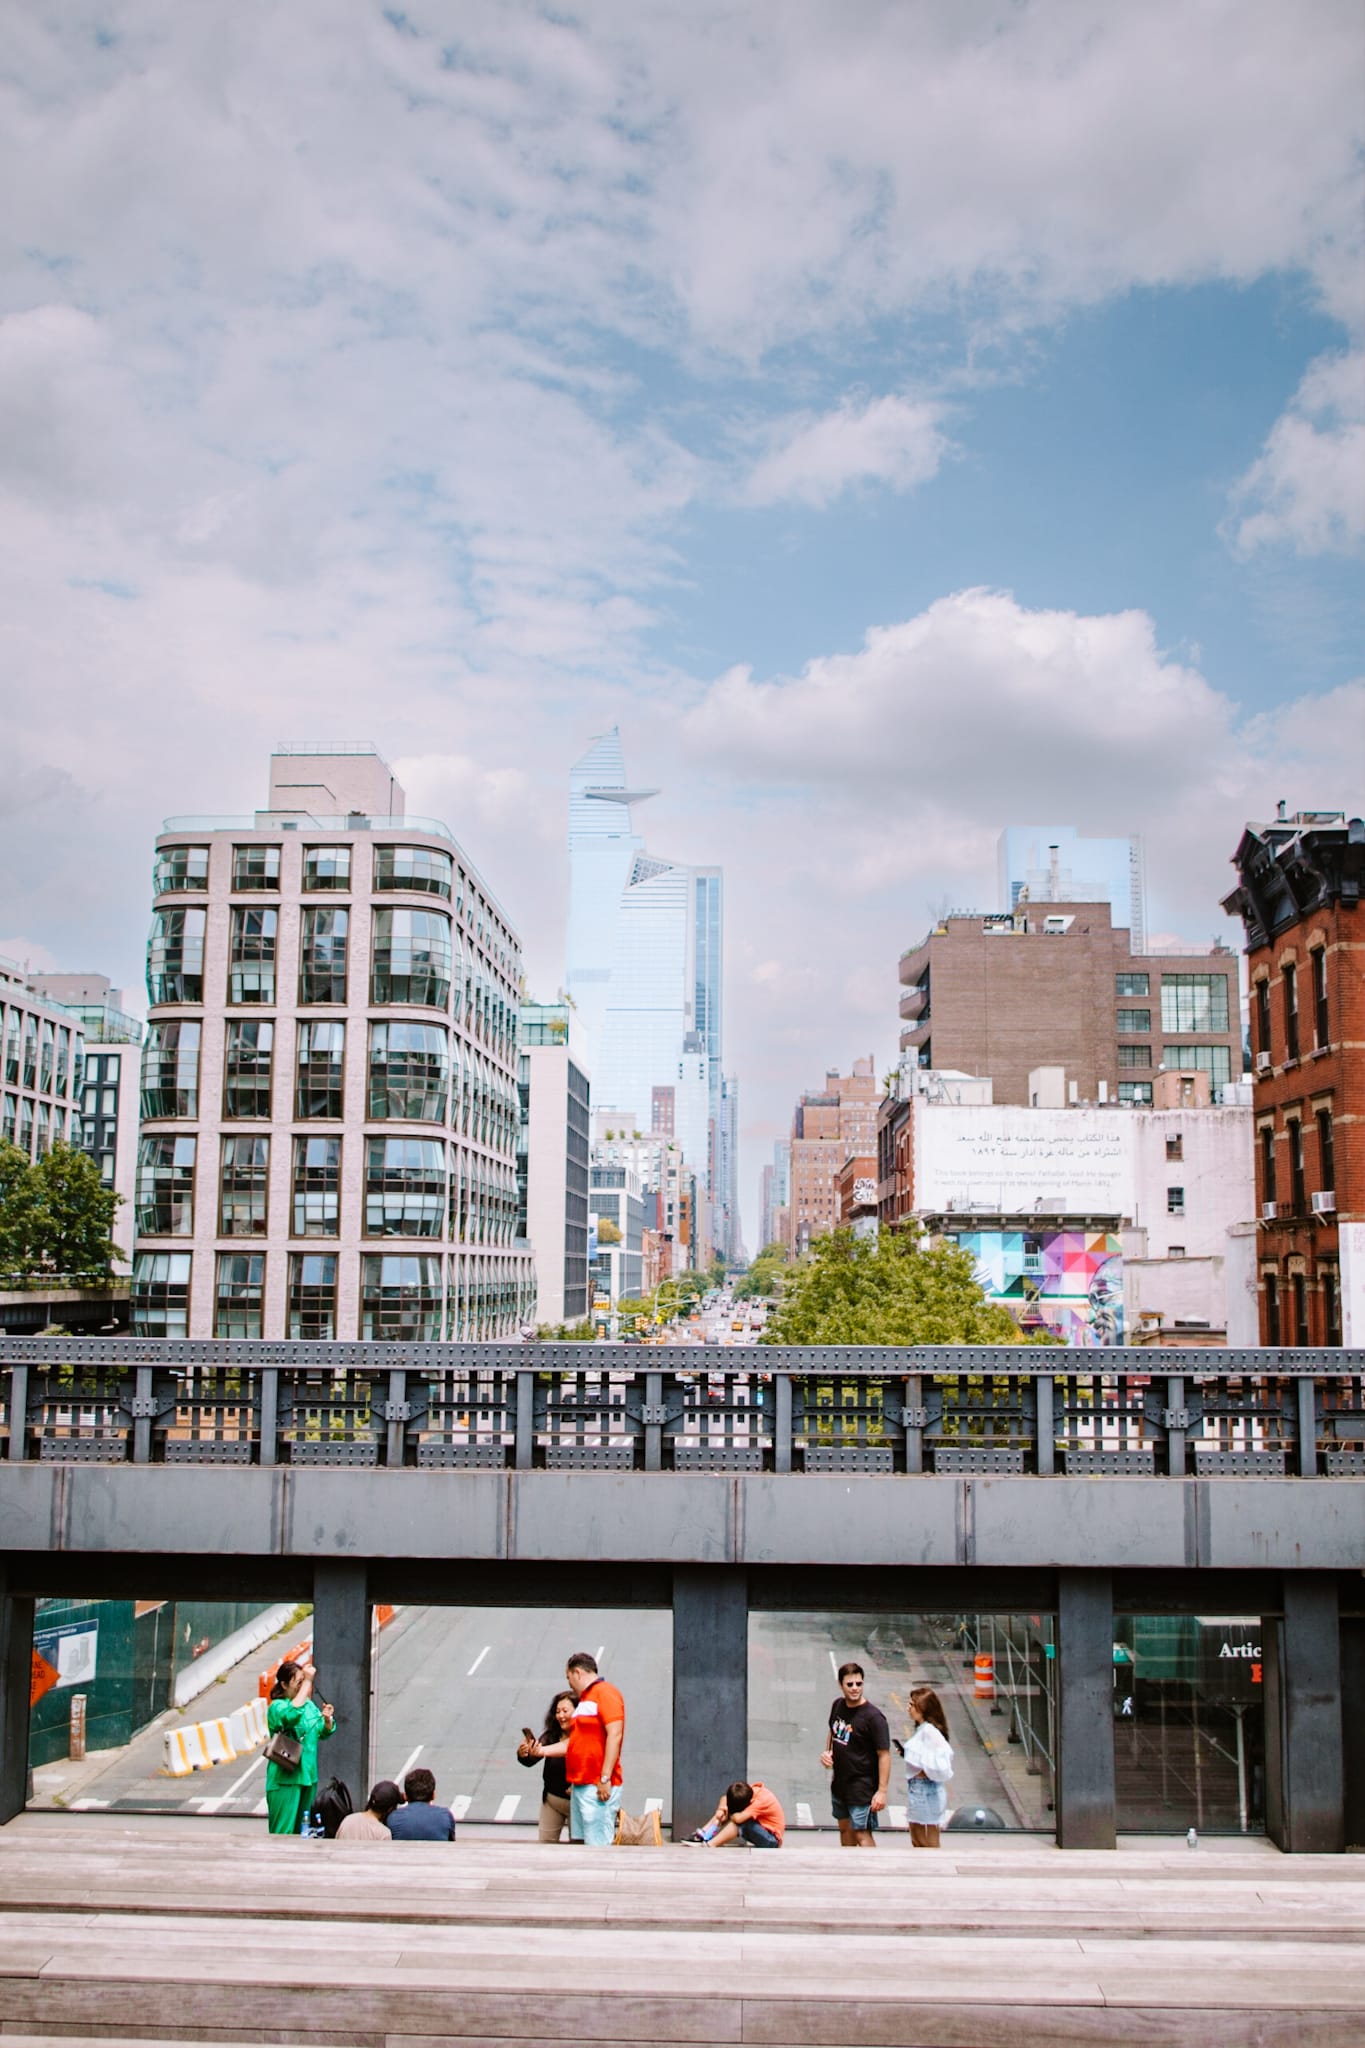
[954,1228,1124,1347]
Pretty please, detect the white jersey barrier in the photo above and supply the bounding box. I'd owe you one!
[163,1695,269,1777]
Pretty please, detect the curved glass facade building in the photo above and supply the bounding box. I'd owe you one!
[131,745,533,1339]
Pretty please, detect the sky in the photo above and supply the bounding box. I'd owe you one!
[1,0,1362,1253]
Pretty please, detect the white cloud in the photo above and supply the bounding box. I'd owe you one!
[743,395,951,508]
[1228,350,1365,557]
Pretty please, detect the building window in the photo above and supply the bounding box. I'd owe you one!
[1311,948,1329,1049]
[359,1253,443,1339]
[1162,1044,1232,1089]
[147,906,206,1004]
[223,1019,274,1119]
[1116,972,1150,998]
[1292,1272,1309,1347]
[135,1135,196,1236]
[1260,1124,1276,1206]
[21,1015,36,1088]
[292,1136,341,1237]
[288,1253,337,1339]
[3,1010,17,1086]
[153,844,210,894]
[1254,978,1272,1061]
[219,1135,270,1237]
[1283,962,1299,1061]
[1264,1272,1280,1345]
[368,1021,449,1120]
[1323,1266,1341,1347]
[370,908,452,1008]
[140,1020,201,1119]
[364,1137,447,1237]
[38,1022,54,1094]
[17,1097,32,1155]
[1166,1134,1183,1161]
[1160,973,1231,1034]
[295,1020,345,1118]
[1117,1044,1152,1068]
[212,1252,264,1338]
[1167,1186,1185,1215]
[1316,1107,1335,1195]
[1169,1245,1186,1258]
[1,1094,15,1145]
[55,1027,71,1096]
[1287,1119,1306,1212]
[34,1104,49,1158]
[231,844,280,891]
[1116,1009,1151,1033]
[303,845,351,892]
[298,906,349,1004]
[131,1251,191,1337]
[373,844,454,899]
[227,906,277,1005]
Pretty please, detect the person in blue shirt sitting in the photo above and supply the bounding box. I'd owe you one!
[386,1766,457,1841]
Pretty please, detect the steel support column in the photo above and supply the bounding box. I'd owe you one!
[311,1562,373,1808]
[1341,1616,1365,1851]
[1055,1568,1116,1849]
[672,1566,747,1840]
[1264,1575,1344,1853]
[0,1563,35,1824]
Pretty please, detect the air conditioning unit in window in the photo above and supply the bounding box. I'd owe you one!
[1311,1190,1337,1214]
[1255,1051,1272,1074]
[1261,1201,1278,1220]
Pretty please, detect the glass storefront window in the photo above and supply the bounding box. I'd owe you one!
[223,1019,274,1119]
[141,1020,201,1119]
[231,844,280,891]
[292,1135,341,1237]
[147,907,206,1004]
[303,845,351,892]
[1114,1615,1264,1834]
[135,1134,196,1236]
[288,1252,338,1338]
[295,1020,345,1118]
[131,1251,191,1336]
[219,1135,270,1236]
[1160,974,1230,1034]
[367,1020,449,1120]
[359,1253,443,1339]
[370,908,452,1008]
[153,845,210,893]
[298,906,348,1004]
[364,1137,446,1237]
[214,1252,265,1337]
[373,844,454,898]
[227,906,277,1005]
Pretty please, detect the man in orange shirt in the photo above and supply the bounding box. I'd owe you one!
[530,1651,625,1846]
[684,1779,785,1848]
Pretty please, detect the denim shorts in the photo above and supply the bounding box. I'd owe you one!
[830,1794,879,1832]
[737,1819,782,1848]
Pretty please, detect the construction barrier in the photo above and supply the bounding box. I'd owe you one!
[163,1695,268,1776]
[163,1722,214,1776]
[974,1652,995,1701]
[258,1635,313,1699]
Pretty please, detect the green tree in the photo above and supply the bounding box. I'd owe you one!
[0,1142,122,1279]
[763,1225,1047,1347]
[736,1240,790,1300]
[595,1216,622,1245]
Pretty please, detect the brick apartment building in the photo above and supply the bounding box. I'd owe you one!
[898,903,1242,1107]
[1222,808,1364,1345]
[785,1057,879,1251]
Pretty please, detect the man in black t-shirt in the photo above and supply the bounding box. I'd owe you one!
[820,1661,891,1848]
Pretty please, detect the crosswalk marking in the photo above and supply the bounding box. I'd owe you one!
[69,1798,109,1810]
[795,1802,814,1828]
[493,1795,520,1822]
[890,1805,907,1830]
[451,1794,472,1820]
[643,1797,662,1813]
[466,1646,490,1676]
[252,1798,268,1816]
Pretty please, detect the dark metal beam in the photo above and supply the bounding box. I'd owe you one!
[672,1567,748,1840]
[0,1564,35,1826]
[1264,1575,1344,1853]
[1055,1569,1117,1850]
[311,1562,372,1811]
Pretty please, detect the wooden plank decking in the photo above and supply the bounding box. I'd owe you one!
[0,1822,1362,2045]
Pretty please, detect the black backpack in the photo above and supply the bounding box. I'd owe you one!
[315,1778,354,1839]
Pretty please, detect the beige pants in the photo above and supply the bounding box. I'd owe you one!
[539,1792,572,1843]
[909,1823,941,1849]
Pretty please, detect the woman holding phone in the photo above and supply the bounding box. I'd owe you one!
[265,1656,335,1836]
[516,1690,576,1841]
[902,1684,954,1849]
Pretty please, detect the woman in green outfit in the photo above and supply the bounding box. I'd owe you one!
[265,1657,335,1835]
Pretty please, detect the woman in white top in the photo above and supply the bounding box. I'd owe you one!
[903,1685,954,1849]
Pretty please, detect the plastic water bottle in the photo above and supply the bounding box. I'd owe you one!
[1186,1827,1198,1849]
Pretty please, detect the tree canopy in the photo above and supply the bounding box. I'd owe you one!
[0,1142,123,1280]
[762,1225,1048,1347]
[735,1241,790,1300]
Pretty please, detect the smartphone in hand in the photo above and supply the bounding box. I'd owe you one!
[521,1726,536,1744]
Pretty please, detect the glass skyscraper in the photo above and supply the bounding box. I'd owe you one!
[997,826,1147,953]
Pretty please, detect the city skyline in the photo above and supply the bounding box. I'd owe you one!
[1,6,1361,1255]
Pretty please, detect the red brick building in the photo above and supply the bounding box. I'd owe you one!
[1222,809,1365,1345]
[785,1057,879,1251]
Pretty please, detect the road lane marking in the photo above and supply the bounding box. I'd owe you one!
[493,1795,521,1822]
[796,1802,814,1828]
[452,1795,472,1820]
[395,1744,424,1784]
[594,1644,604,1664]
[828,1651,840,1679]
[890,1805,907,1830]
[69,1798,109,1810]
[644,1797,662,1813]
[466,1645,490,1676]
[252,1798,268,1816]
[195,1753,265,1814]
